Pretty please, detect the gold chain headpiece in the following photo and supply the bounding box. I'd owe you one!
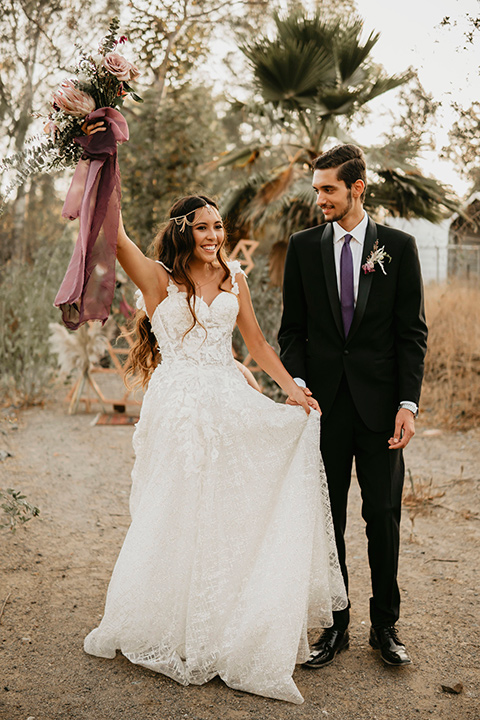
[170,203,213,232]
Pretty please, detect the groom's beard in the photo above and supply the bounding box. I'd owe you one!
[322,188,353,223]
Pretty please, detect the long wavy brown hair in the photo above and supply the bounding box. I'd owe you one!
[124,195,230,388]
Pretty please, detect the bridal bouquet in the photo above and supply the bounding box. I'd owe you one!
[43,17,142,170]
[0,18,141,206]
[1,20,142,330]
[45,20,142,331]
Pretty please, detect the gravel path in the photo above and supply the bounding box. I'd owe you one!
[0,398,479,720]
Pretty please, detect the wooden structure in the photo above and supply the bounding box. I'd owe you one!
[65,324,142,414]
[230,239,259,274]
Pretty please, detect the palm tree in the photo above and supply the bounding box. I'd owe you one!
[216,10,459,255]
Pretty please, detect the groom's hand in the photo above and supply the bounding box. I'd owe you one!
[388,409,415,449]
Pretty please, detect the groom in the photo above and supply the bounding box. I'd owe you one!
[278,144,427,667]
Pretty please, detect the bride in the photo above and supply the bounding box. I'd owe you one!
[83,188,347,704]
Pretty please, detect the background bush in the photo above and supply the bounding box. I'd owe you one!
[0,230,73,405]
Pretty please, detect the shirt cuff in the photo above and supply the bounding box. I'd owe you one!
[399,401,418,417]
[293,377,306,388]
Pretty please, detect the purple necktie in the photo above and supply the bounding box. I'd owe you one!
[340,234,354,336]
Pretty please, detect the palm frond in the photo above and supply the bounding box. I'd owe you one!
[228,167,323,236]
[366,137,424,173]
[361,73,412,105]
[315,88,364,116]
[240,11,408,123]
[220,171,269,217]
[242,38,336,109]
[367,169,461,223]
[336,27,380,83]
[213,144,271,169]
[229,99,294,128]
[256,165,296,205]
[272,10,339,49]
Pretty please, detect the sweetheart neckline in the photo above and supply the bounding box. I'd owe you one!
[150,288,237,324]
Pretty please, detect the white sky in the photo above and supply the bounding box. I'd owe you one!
[353,0,480,195]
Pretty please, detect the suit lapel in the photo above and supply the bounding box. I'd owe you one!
[346,216,377,343]
[320,223,344,339]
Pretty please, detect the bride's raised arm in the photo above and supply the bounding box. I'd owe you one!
[116,213,168,315]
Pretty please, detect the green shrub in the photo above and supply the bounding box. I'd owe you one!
[0,230,73,405]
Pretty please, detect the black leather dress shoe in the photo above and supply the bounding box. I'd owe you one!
[369,625,412,666]
[303,628,349,668]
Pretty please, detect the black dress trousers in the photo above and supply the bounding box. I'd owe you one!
[320,374,405,629]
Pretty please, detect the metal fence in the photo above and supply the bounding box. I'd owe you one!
[447,245,480,282]
[419,244,480,284]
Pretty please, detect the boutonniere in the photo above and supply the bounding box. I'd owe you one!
[362,240,392,275]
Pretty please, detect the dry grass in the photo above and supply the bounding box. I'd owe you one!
[422,281,480,429]
[402,468,445,540]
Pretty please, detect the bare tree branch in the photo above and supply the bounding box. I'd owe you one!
[15,0,63,65]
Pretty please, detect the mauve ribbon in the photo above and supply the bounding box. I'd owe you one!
[54,107,129,330]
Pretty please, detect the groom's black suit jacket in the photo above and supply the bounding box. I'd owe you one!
[279,216,428,432]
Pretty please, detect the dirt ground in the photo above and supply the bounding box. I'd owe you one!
[0,386,479,720]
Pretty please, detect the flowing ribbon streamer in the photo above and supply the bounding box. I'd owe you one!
[54,107,129,330]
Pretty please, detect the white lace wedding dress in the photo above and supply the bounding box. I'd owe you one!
[84,261,347,704]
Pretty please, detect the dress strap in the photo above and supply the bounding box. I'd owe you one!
[135,260,175,313]
[155,259,176,288]
[227,259,247,296]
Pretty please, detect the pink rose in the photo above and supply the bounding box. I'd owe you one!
[52,79,96,117]
[102,52,140,82]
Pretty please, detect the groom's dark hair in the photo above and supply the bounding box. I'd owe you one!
[313,144,367,202]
